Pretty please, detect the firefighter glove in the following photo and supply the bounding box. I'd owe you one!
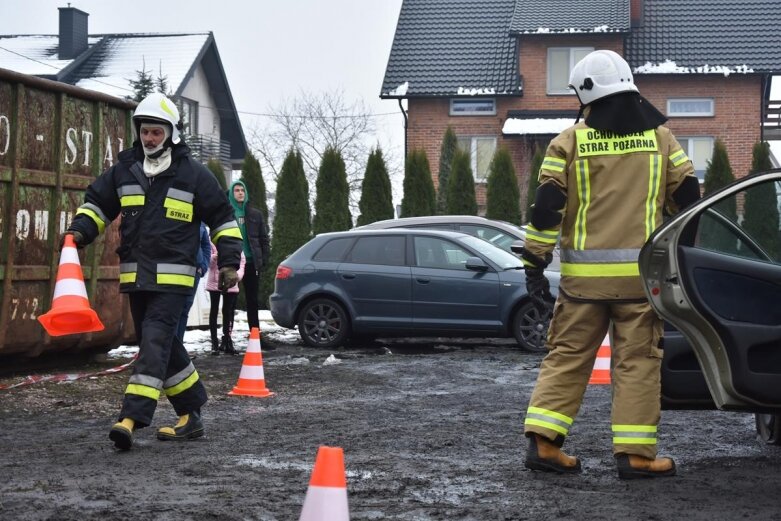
[59,231,86,251]
[525,267,553,313]
[218,266,239,292]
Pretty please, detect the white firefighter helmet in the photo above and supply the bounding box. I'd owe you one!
[132,92,182,144]
[568,50,638,106]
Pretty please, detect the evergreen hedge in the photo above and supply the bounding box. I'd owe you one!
[526,144,544,223]
[206,158,228,191]
[743,142,781,260]
[436,126,457,215]
[446,148,477,215]
[313,147,352,234]
[700,140,737,252]
[485,147,521,224]
[400,149,436,217]
[357,148,394,226]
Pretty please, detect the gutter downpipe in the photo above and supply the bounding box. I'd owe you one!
[398,98,408,159]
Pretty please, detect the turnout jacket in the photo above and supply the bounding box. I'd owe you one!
[69,143,243,295]
[525,122,697,301]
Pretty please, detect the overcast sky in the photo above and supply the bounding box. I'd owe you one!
[0,0,406,172]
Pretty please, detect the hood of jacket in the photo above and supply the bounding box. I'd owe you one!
[228,179,249,215]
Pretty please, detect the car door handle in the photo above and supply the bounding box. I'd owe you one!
[416,277,430,284]
[341,273,356,280]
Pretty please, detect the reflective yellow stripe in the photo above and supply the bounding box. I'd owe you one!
[670,149,689,167]
[613,425,657,432]
[527,406,574,424]
[525,225,559,244]
[75,207,106,233]
[574,159,590,250]
[165,370,200,396]
[575,128,658,157]
[157,273,195,286]
[525,418,569,435]
[645,154,662,239]
[613,424,658,444]
[542,156,566,172]
[125,383,160,400]
[525,406,575,436]
[119,272,136,283]
[120,195,145,207]
[213,227,243,242]
[613,437,656,444]
[560,262,639,277]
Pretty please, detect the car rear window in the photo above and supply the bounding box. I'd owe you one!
[312,238,354,262]
[345,236,406,266]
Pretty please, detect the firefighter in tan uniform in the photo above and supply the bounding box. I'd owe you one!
[520,50,701,479]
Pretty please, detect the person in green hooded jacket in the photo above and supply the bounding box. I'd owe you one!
[228,180,270,333]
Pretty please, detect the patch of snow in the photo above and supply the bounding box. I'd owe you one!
[502,117,574,135]
[593,25,610,32]
[0,35,99,75]
[634,60,755,76]
[532,27,550,34]
[388,81,409,96]
[323,354,341,365]
[456,87,496,96]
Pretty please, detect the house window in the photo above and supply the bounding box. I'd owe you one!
[457,136,497,182]
[450,98,496,116]
[667,98,714,117]
[547,47,593,95]
[678,137,714,181]
[178,97,198,135]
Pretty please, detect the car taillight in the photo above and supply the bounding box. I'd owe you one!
[276,265,293,279]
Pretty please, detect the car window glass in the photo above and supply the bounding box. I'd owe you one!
[461,235,523,269]
[458,224,517,251]
[692,180,781,263]
[312,238,354,262]
[345,236,406,266]
[414,236,472,270]
[409,223,454,230]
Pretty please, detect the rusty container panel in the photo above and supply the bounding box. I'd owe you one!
[0,68,137,357]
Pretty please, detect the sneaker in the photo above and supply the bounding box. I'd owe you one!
[156,411,204,441]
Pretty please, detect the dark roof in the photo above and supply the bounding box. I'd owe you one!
[381,0,520,98]
[626,0,781,73]
[509,0,629,34]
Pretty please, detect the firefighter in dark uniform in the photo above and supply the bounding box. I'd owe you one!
[520,50,701,478]
[65,92,243,450]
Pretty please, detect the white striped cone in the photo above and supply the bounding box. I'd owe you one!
[38,234,104,336]
[299,446,349,521]
[228,327,274,397]
[589,333,611,385]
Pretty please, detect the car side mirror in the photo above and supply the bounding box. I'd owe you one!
[510,240,524,255]
[465,256,489,272]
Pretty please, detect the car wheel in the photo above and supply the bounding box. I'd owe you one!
[297,298,350,348]
[513,300,552,353]
[755,413,781,445]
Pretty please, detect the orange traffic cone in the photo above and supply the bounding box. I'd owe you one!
[589,333,611,385]
[228,327,274,397]
[38,234,104,336]
[299,446,349,521]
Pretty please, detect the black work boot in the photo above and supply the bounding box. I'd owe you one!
[221,335,236,355]
[210,334,220,356]
[156,411,205,441]
[109,418,136,451]
[525,433,582,474]
[616,453,676,479]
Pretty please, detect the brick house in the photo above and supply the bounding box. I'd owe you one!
[380,0,781,217]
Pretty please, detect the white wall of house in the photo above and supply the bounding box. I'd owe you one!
[180,63,221,140]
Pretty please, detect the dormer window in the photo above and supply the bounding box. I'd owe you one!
[547,47,593,95]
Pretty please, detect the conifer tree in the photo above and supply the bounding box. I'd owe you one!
[313,147,352,234]
[206,158,228,191]
[357,148,394,226]
[436,126,457,214]
[485,147,521,224]
[446,149,478,215]
[129,63,155,102]
[742,142,781,260]
[526,144,544,223]
[240,151,269,223]
[400,149,436,217]
[700,140,737,252]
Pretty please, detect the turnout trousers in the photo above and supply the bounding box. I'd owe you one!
[120,292,208,427]
[523,293,664,459]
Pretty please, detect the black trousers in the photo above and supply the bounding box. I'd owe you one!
[242,266,260,329]
[208,290,238,338]
[121,292,208,427]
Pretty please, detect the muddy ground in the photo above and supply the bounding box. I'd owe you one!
[1,323,780,521]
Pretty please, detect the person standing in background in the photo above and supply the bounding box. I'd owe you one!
[227,180,270,332]
[176,222,211,343]
[205,242,246,355]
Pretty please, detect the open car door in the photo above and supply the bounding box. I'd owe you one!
[640,169,781,415]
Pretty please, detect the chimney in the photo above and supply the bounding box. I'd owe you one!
[58,6,89,60]
[630,0,644,28]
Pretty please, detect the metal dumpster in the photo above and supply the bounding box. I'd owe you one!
[0,67,136,357]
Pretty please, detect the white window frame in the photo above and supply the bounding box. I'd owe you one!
[547,47,594,95]
[667,98,715,117]
[457,136,497,183]
[450,98,497,116]
[178,97,199,135]
[678,136,715,182]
